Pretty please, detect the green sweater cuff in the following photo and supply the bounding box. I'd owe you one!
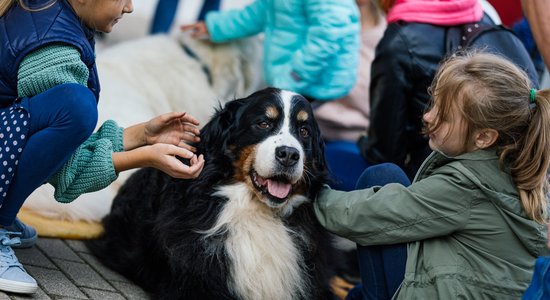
[17,43,89,98]
[48,120,125,203]
[86,120,125,152]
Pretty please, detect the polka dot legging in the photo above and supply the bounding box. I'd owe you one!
[0,105,29,200]
[0,83,98,226]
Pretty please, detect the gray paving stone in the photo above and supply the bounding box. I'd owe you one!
[64,240,90,254]
[11,287,51,300]
[36,239,83,263]
[78,253,128,283]
[110,281,150,300]
[81,288,125,300]
[52,259,115,292]
[25,266,87,299]
[11,237,150,299]
[14,247,56,269]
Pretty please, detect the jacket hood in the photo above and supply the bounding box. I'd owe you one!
[387,0,483,26]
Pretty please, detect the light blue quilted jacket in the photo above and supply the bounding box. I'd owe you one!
[205,0,360,100]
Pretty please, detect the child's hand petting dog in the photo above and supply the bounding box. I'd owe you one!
[112,143,205,179]
[142,143,204,179]
[144,111,201,152]
[123,111,200,151]
[180,22,210,40]
[112,111,205,179]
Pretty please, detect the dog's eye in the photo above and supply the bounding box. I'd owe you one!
[258,121,270,129]
[300,127,309,138]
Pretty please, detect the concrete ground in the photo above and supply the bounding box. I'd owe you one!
[6,238,150,300]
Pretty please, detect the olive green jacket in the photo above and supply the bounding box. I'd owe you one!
[314,150,547,299]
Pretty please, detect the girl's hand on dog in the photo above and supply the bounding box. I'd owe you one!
[112,144,205,179]
[180,22,210,39]
[115,112,205,178]
[123,112,201,152]
[144,111,201,151]
[147,144,205,179]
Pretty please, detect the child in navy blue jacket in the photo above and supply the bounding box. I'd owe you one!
[0,0,204,293]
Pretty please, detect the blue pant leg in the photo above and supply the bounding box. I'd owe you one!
[355,162,410,189]
[325,140,370,191]
[348,163,409,300]
[197,0,221,21]
[0,84,97,225]
[151,0,221,33]
[523,256,550,300]
[150,0,180,34]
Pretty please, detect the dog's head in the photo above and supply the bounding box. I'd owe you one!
[196,87,328,210]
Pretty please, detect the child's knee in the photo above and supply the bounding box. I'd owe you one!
[356,163,410,189]
[49,83,98,138]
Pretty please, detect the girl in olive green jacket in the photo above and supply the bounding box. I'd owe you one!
[315,52,550,299]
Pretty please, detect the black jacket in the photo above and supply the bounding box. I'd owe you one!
[361,16,538,179]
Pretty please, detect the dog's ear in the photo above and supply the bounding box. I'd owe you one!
[310,117,330,185]
[198,98,247,156]
[310,117,329,190]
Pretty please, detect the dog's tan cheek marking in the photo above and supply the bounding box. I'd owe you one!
[266,105,279,119]
[294,180,307,196]
[297,110,308,122]
[234,144,257,183]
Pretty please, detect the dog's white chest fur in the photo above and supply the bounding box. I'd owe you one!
[206,183,309,300]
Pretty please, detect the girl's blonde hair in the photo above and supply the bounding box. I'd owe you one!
[0,0,56,17]
[427,52,550,224]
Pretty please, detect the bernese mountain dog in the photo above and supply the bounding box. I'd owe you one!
[86,87,338,300]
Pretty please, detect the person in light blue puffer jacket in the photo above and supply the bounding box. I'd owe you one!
[182,0,360,101]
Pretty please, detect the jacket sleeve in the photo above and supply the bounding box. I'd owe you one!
[205,0,267,43]
[48,120,124,203]
[314,166,474,246]
[363,25,412,166]
[273,0,360,97]
[17,43,89,98]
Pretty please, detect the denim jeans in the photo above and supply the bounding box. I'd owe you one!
[150,0,221,34]
[346,163,410,300]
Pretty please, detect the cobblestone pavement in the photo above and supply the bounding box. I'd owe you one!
[5,238,150,300]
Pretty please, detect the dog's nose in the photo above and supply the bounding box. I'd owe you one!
[275,146,300,167]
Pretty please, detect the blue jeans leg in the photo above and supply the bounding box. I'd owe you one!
[150,0,179,34]
[197,0,221,21]
[150,0,221,33]
[522,256,550,300]
[0,84,97,226]
[349,163,409,300]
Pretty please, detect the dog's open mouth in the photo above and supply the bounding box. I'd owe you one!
[251,171,293,202]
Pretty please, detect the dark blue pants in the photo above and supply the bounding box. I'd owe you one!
[0,84,97,226]
[150,0,221,34]
[346,163,410,300]
[523,256,550,300]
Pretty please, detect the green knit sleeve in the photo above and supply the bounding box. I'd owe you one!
[17,43,89,98]
[48,120,125,203]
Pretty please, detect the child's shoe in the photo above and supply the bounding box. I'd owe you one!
[0,229,37,294]
[4,218,37,248]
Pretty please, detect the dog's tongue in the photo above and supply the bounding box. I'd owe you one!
[266,180,291,199]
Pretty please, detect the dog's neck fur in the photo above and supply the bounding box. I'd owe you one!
[205,182,311,300]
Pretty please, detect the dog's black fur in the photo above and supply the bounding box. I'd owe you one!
[86,88,337,300]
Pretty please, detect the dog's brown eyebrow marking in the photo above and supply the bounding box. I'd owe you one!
[297,110,308,122]
[266,105,279,119]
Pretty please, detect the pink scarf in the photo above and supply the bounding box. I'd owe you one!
[387,0,483,26]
